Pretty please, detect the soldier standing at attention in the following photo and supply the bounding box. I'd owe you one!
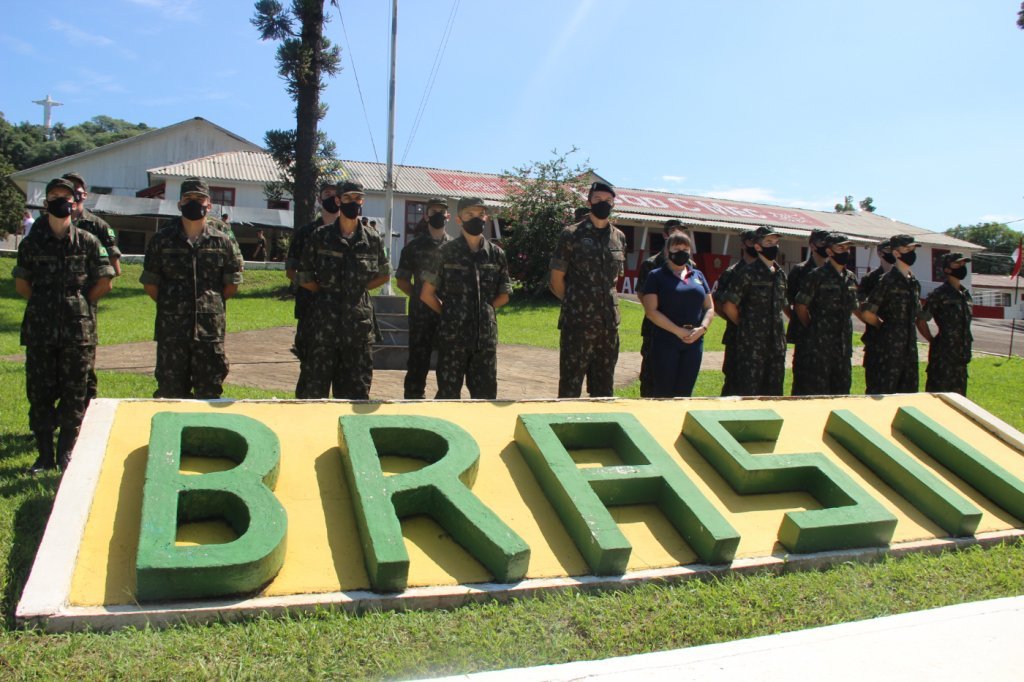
[141,178,243,399]
[421,198,511,399]
[712,229,757,396]
[14,178,114,472]
[793,233,862,395]
[721,226,787,396]
[297,180,390,399]
[287,181,341,395]
[860,234,922,394]
[636,219,686,397]
[858,239,894,393]
[916,253,973,395]
[396,197,451,399]
[787,229,829,394]
[549,182,626,398]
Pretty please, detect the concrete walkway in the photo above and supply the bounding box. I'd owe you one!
[432,595,1024,681]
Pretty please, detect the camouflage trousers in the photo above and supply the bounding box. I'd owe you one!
[404,313,440,399]
[154,340,228,399]
[300,342,372,400]
[869,341,918,394]
[731,347,785,397]
[25,344,95,434]
[790,338,814,396]
[720,324,738,397]
[794,343,852,396]
[293,314,314,397]
[925,348,968,396]
[435,340,497,400]
[558,326,619,398]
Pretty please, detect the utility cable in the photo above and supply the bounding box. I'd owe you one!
[336,0,381,166]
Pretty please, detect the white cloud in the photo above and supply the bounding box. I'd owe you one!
[0,34,38,56]
[56,68,127,95]
[48,20,136,59]
[697,187,837,212]
[978,214,1020,225]
[661,175,687,184]
[126,0,198,20]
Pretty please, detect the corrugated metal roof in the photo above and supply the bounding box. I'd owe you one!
[971,273,1019,290]
[82,194,293,229]
[148,150,283,183]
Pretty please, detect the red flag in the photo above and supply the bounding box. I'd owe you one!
[1012,237,1024,279]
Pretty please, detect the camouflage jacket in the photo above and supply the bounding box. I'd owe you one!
[919,282,973,364]
[794,263,860,357]
[786,256,821,343]
[550,219,626,332]
[140,217,244,343]
[396,231,451,320]
[297,221,390,343]
[857,265,887,345]
[712,257,747,344]
[286,216,326,319]
[636,251,665,338]
[14,222,114,346]
[423,235,511,349]
[861,268,921,353]
[74,208,121,260]
[723,257,787,356]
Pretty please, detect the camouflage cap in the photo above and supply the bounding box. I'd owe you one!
[940,252,971,267]
[573,207,590,221]
[45,177,77,196]
[337,180,366,195]
[61,172,86,188]
[180,177,210,198]
[753,225,777,242]
[740,229,757,242]
[318,180,338,194]
[588,181,616,197]
[457,197,487,213]
[889,234,917,248]
[823,232,853,247]
[876,238,893,252]
[809,229,830,243]
[663,218,684,233]
[426,197,449,208]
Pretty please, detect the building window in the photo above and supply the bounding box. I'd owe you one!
[932,248,949,282]
[267,199,290,210]
[210,186,236,206]
[405,200,426,244]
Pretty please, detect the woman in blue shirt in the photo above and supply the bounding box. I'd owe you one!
[641,233,714,397]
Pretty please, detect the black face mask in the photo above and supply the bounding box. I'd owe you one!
[321,196,340,213]
[759,245,779,261]
[669,250,691,266]
[428,213,447,230]
[897,250,917,266]
[589,200,613,220]
[462,217,485,236]
[745,245,758,259]
[949,266,968,280]
[881,252,897,264]
[830,251,851,266]
[181,200,208,221]
[339,202,362,219]
[46,198,74,219]
[815,245,829,258]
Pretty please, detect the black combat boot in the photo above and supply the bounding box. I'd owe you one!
[56,426,80,472]
[30,431,56,473]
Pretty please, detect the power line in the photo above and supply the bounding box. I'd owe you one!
[335,0,380,164]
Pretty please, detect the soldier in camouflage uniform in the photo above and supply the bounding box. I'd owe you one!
[549,182,626,398]
[917,252,973,395]
[62,172,121,405]
[721,226,787,396]
[860,234,922,394]
[793,233,861,395]
[141,178,244,399]
[636,219,686,397]
[420,198,510,399]
[712,229,757,396]
[14,178,114,472]
[286,181,341,396]
[396,197,451,399]
[858,239,895,393]
[787,228,829,395]
[297,180,390,399]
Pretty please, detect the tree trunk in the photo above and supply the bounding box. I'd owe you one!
[293,1,326,229]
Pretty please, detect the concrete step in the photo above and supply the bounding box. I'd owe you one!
[371,344,437,370]
[376,312,409,332]
[377,329,410,346]
[372,295,407,315]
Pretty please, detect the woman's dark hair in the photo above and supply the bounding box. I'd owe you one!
[666,233,692,250]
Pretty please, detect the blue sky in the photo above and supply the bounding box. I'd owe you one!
[2,0,1022,232]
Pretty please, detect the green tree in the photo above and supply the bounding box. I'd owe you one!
[834,195,854,213]
[500,149,592,295]
[252,0,341,228]
[0,113,152,170]
[859,196,876,213]
[945,221,1022,275]
[1018,2,1023,30]
[0,154,23,238]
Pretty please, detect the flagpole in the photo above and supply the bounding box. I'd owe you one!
[1010,236,1023,358]
[382,0,398,295]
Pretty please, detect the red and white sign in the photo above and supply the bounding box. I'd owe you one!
[611,188,829,229]
[427,171,508,197]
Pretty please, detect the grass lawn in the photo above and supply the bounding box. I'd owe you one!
[1,255,1023,677]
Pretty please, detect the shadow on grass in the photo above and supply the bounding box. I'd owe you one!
[2,492,56,629]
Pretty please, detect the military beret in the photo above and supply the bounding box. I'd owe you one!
[823,232,853,247]
[809,229,830,243]
[426,197,449,208]
[457,197,487,213]
[753,225,777,242]
[941,252,971,267]
[45,177,77,196]
[180,177,210,198]
[889,234,917,248]
[337,180,366,195]
[61,172,86,188]
[573,207,590,221]
[663,218,684,233]
[588,181,616,197]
